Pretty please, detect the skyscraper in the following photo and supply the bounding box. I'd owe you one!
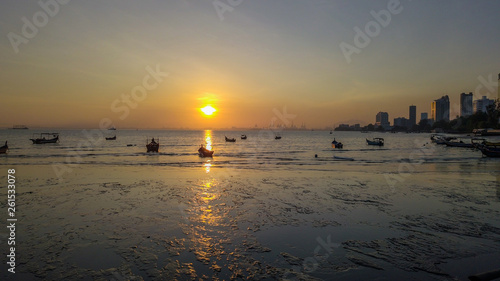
[473,96,495,113]
[460,92,473,117]
[431,95,450,122]
[421,113,428,121]
[409,105,416,127]
[375,112,390,129]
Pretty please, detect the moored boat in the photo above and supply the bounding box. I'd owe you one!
[476,144,500,158]
[482,141,500,146]
[198,144,214,157]
[30,133,59,144]
[331,138,343,149]
[225,136,236,142]
[241,135,247,140]
[444,138,483,148]
[275,135,282,140]
[473,129,500,136]
[0,141,8,154]
[146,138,159,152]
[106,136,116,140]
[366,137,384,146]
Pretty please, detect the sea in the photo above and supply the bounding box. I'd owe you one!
[1,129,499,173]
[0,129,499,280]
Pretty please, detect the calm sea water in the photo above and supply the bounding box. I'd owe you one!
[0,129,499,173]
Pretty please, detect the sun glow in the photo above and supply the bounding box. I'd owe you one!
[201,105,216,116]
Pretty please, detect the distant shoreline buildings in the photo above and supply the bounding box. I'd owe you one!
[335,72,499,132]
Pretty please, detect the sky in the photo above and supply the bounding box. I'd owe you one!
[0,0,499,129]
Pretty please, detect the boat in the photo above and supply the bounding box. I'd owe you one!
[331,138,343,149]
[275,135,282,140]
[366,137,384,146]
[443,138,482,148]
[146,138,159,152]
[0,141,8,154]
[444,139,474,148]
[482,141,500,146]
[241,135,247,140]
[225,136,236,142]
[435,136,454,145]
[105,136,116,140]
[108,126,116,131]
[430,134,444,142]
[476,144,500,158]
[11,125,28,129]
[198,144,214,157]
[473,129,500,136]
[30,133,59,144]
[334,155,354,161]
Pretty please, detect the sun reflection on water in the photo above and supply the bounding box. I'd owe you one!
[204,162,211,173]
[205,130,212,151]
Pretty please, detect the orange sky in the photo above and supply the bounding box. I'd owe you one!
[1,1,499,129]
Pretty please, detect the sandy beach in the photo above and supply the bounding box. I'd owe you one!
[1,160,499,280]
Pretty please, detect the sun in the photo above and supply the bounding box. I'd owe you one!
[201,105,216,116]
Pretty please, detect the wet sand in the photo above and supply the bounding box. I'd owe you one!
[1,164,500,280]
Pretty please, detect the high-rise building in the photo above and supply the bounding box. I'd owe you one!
[409,105,416,127]
[394,117,408,128]
[421,113,428,121]
[460,92,473,117]
[473,96,495,113]
[431,95,450,122]
[375,112,390,129]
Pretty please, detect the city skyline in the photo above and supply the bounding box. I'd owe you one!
[1,1,500,129]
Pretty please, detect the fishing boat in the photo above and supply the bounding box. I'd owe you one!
[435,136,457,145]
[331,138,343,149]
[105,136,116,140]
[443,138,481,148]
[366,137,384,146]
[0,141,8,154]
[225,136,236,142]
[30,133,59,144]
[198,144,214,157]
[473,128,500,136]
[334,155,354,161]
[241,135,247,140]
[482,141,500,146]
[476,145,500,158]
[146,138,159,152]
[444,140,473,148]
[430,134,444,142]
